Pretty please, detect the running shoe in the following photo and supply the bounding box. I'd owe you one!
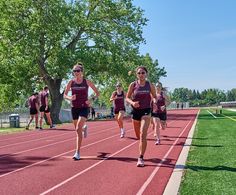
[137,158,145,167]
[25,126,29,130]
[50,124,56,128]
[155,139,160,145]
[83,125,88,138]
[120,129,125,138]
[73,152,80,160]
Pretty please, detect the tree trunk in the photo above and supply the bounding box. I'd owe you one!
[46,79,64,124]
[37,36,64,124]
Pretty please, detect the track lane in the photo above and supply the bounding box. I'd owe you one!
[0,122,127,177]
[0,110,198,195]
[0,121,111,145]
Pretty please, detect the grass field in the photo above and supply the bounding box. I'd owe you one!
[0,124,65,134]
[179,109,236,195]
[0,127,30,134]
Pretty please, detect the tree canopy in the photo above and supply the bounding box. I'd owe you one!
[0,0,166,121]
[170,88,236,107]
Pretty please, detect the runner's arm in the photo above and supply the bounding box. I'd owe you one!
[109,92,116,102]
[87,80,100,98]
[63,80,74,101]
[126,83,135,106]
[150,83,157,99]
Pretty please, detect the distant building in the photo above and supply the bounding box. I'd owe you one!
[220,101,236,108]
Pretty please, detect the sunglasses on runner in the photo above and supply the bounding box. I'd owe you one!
[73,69,81,73]
[137,72,146,75]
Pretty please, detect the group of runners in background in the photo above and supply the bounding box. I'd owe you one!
[27,63,170,167]
[26,86,54,130]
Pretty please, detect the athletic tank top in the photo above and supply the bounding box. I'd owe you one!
[71,79,89,108]
[152,91,166,113]
[132,81,151,109]
[114,91,125,110]
[29,95,38,109]
[39,91,48,106]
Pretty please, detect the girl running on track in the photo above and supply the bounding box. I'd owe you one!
[39,86,54,129]
[126,66,156,167]
[26,92,39,130]
[110,82,126,138]
[151,82,170,145]
[64,63,99,160]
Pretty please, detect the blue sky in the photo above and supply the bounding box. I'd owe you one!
[133,0,236,92]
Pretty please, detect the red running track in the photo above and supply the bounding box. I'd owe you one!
[0,109,198,195]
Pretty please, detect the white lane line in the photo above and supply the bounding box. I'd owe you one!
[0,122,112,149]
[0,138,74,159]
[222,114,236,122]
[0,132,50,142]
[0,132,71,149]
[207,110,217,118]
[0,119,175,179]
[0,126,118,159]
[136,119,193,195]
[0,128,133,178]
[40,138,139,194]
[39,121,176,195]
[0,122,107,142]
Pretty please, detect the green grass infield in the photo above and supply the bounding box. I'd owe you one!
[179,109,236,195]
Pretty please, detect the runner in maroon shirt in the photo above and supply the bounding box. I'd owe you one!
[110,82,126,138]
[64,63,99,160]
[126,66,156,167]
[39,86,54,129]
[151,82,170,145]
[26,92,39,130]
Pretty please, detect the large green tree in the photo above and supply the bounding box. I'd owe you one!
[171,88,189,102]
[170,87,235,107]
[0,0,166,122]
[226,88,236,101]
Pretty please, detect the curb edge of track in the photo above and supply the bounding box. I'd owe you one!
[163,109,200,195]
